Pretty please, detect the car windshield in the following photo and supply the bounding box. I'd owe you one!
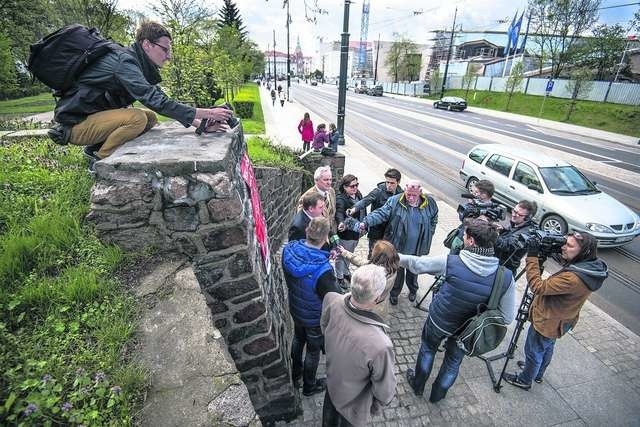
[539,166,600,195]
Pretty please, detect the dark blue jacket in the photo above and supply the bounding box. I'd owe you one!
[282,240,333,327]
[430,255,512,335]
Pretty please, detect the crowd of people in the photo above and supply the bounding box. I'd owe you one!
[282,166,608,426]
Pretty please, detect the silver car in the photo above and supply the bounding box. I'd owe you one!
[459,144,640,247]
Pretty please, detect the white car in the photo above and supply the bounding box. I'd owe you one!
[459,144,640,247]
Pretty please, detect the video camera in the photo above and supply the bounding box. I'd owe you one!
[457,194,506,222]
[515,228,566,256]
[195,103,240,135]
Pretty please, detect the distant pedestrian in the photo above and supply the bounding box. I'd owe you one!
[312,123,330,151]
[297,112,314,151]
[277,84,283,94]
[279,90,286,107]
[328,123,339,152]
[270,89,277,106]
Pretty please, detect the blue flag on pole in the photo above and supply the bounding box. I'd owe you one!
[503,12,517,56]
[510,12,524,54]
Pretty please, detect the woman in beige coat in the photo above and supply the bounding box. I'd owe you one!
[338,240,399,318]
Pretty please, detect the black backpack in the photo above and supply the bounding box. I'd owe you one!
[455,267,508,357]
[28,24,117,94]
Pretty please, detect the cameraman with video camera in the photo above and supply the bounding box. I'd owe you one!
[457,180,495,221]
[503,231,608,390]
[494,200,538,275]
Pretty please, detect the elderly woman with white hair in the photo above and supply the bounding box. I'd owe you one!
[320,264,397,426]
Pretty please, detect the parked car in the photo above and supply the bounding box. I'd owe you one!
[310,80,318,86]
[354,85,368,94]
[366,85,384,96]
[459,144,640,247]
[434,96,467,111]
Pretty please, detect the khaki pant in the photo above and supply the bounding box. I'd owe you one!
[69,108,157,158]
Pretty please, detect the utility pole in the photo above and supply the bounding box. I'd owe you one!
[285,0,291,101]
[336,0,351,146]
[267,43,271,80]
[273,30,277,89]
[441,6,457,98]
[374,33,381,83]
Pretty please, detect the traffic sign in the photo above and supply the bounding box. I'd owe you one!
[545,79,554,93]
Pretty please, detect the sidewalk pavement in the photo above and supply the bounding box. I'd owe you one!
[263,83,640,426]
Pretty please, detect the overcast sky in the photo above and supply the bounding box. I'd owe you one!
[117,0,638,56]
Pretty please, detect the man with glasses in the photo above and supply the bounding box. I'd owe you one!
[495,200,538,275]
[53,21,232,167]
[503,231,608,390]
[356,180,438,305]
[347,168,403,258]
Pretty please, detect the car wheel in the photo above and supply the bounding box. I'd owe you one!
[541,214,568,235]
[447,105,452,111]
[433,102,438,109]
[466,177,479,193]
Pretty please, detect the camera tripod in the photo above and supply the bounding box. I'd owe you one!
[478,256,546,393]
[415,275,445,312]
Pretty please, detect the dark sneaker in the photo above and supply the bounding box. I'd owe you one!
[303,377,326,396]
[389,295,398,305]
[343,274,351,283]
[516,360,543,383]
[408,292,417,302]
[338,278,349,291]
[405,368,422,396]
[83,146,101,162]
[503,372,531,390]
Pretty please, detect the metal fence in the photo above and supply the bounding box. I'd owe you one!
[449,76,640,106]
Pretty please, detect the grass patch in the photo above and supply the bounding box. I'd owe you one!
[0,93,55,116]
[233,83,265,134]
[247,135,302,170]
[428,89,640,137]
[0,137,147,425]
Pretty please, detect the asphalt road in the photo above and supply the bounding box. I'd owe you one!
[291,83,640,335]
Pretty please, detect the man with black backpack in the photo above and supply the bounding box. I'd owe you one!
[399,220,516,403]
[46,22,231,166]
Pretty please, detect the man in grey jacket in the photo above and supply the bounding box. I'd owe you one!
[321,264,397,426]
[54,21,232,162]
[401,220,516,403]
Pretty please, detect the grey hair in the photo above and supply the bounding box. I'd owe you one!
[350,264,386,304]
[314,166,332,181]
[405,179,421,190]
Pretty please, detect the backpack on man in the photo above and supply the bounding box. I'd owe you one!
[28,24,118,95]
[455,266,508,357]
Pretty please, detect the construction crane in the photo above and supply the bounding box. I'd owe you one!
[358,0,370,77]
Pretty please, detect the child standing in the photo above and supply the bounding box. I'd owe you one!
[312,123,330,151]
[297,112,314,151]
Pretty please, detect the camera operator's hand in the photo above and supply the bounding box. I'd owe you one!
[346,208,355,216]
[337,222,345,232]
[204,121,230,133]
[527,239,541,257]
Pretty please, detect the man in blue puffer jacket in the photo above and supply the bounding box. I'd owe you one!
[399,220,517,403]
[282,217,342,396]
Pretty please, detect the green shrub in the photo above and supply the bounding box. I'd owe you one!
[234,101,254,118]
[247,136,302,170]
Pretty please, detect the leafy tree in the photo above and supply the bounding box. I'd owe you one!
[430,68,442,97]
[505,61,524,111]
[463,63,480,99]
[385,34,419,82]
[527,0,601,78]
[575,24,627,81]
[564,67,593,120]
[216,0,248,42]
[0,32,18,97]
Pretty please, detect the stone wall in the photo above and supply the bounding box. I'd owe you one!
[87,124,302,424]
[299,151,345,191]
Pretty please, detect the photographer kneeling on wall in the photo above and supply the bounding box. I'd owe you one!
[503,231,608,390]
[494,200,538,275]
[400,220,517,402]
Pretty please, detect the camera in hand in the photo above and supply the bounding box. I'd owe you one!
[516,228,567,256]
[457,194,506,222]
[195,103,240,135]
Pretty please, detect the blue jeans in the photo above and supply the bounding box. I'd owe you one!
[519,325,555,384]
[412,318,465,399]
[291,323,323,392]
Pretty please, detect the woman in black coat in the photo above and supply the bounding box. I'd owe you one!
[335,174,365,289]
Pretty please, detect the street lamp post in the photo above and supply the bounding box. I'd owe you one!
[273,30,277,90]
[286,0,291,101]
[440,6,457,98]
[336,0,351,146]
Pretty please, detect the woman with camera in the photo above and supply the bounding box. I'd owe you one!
[503,231,608,390]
